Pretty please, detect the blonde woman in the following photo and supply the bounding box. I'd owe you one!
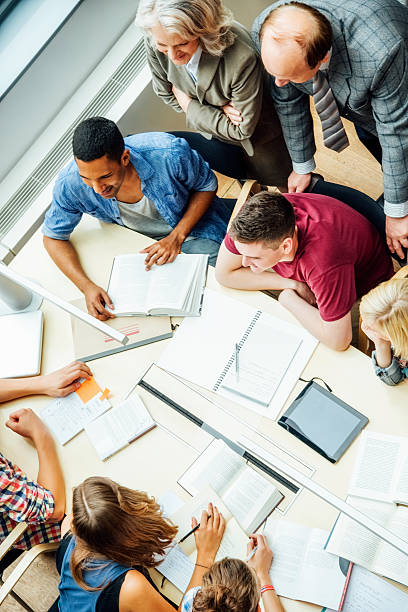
[50,477,226,612]
[181,534,284,612]
[360,278,408,386]
[136,0,291,186]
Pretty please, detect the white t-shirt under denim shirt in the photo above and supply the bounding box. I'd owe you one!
[117,195,173,239]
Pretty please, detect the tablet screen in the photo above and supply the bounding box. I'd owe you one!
[281,383,368,461]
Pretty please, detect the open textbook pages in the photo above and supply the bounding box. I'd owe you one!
[325,563,408,612]
[85,395,156,460]
[348,431,408,505]
[178,439,283,533]
[40,377,110,445]
[325,431,408,585]
[264,519,351,609]
[325,496,408,586]
[158,289,318,419]
[107,253,207,316]
[158,486,248,592]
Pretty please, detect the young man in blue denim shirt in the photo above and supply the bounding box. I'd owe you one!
[43,117,234,320]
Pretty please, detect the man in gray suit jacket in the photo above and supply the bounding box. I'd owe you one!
[252,0,408,259]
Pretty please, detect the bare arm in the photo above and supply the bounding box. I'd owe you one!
[141,190,217,269]
[6,409,65,520]
[247,535,285,612]
[215,242,297,291]
[279,288,352,351]
[43,236,114,320]
[0,361,92,403]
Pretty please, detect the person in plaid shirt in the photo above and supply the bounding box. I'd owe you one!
[0,408,65,571]
[253,0,408,260]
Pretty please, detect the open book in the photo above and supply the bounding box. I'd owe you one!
[325,564,408,612]
[178,439,283,533]
[158,289,318,419]
[325,431,408,586]
[85,395,156,460]
[264,519,352,610]
[158,486,248,592]
[107,253,207,316]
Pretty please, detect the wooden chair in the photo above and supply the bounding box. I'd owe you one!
[358,264,408,355]
[0,523,59,611]
[227,179,261,229]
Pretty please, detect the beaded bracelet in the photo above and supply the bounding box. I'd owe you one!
[260,585,275,594]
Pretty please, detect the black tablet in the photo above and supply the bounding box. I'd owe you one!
[278,381,368,463]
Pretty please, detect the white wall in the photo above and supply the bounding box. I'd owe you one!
[0,0,138,183]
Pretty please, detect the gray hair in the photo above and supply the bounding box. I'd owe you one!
[135,0,235,56]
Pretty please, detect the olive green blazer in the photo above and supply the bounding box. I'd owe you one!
[145,22,290,184]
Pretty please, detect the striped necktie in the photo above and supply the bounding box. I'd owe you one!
[313,71,349,152]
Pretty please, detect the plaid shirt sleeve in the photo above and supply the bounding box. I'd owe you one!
[0,454,55,523]
[0,453,61,549]
[371,41,408,216]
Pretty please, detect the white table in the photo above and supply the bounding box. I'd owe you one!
[2,216,407,609]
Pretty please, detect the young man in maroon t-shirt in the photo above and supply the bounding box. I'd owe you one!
[215,191,393,351]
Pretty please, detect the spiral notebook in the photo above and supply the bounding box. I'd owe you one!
[158,289,318,419]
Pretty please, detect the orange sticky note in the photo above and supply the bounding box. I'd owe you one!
[100,388,110,400]
[75,377,101,403]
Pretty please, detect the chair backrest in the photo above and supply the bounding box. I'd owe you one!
[227,180,261,230]
[0,523,59,608]
[392,265,408,280]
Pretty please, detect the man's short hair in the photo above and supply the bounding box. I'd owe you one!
[260,2,333,69]
[72,117,125,163]
[229,192,295,248]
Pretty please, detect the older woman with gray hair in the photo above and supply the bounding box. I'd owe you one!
[136,0,291,186]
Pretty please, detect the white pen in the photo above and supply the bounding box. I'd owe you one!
[246,545,258,561]
[235,343,240,383]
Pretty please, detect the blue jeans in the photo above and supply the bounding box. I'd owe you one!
[181,197,236,267]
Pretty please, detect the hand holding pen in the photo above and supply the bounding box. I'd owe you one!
[189,502,225,570]
[246,533,273,581]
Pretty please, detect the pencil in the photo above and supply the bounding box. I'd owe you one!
[235,343,240,383]
[178,516,212,544]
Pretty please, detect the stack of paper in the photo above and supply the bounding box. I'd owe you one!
[325,565,408,612]
[40,377,110,445]
[263,519,351,610]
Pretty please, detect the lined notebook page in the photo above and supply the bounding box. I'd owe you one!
[220,317,302,406]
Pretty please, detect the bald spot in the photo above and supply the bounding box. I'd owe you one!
[260,6,322,83]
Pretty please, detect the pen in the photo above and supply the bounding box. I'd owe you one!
[245,545,258,561]
[235,343,240,383]
[178,516,212,544]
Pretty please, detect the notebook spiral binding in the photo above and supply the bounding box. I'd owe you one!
[213,310,262,392]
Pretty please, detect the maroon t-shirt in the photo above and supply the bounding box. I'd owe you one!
[224,192,393,322]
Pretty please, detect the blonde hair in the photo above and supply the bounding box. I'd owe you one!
[192,558,259,612]
[360,278,408,359]
[136,0,235,56]
[70,477,177,591]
